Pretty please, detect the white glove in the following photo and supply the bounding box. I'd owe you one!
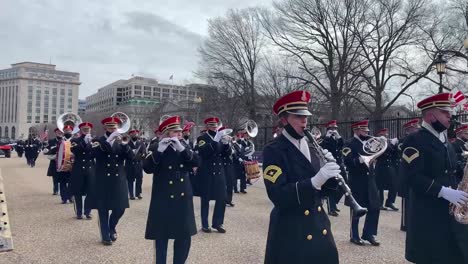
[213,131,224,142]
[43,149,49,154]
[438,187,468,207]
[359,156,364,164]
[238,158,243,163]
[106,131,120,143]
[84,134,92,144]
[157,138,171,153]
[325,130,333,138]
[322,149,336,162]
[172,137,185,152]
[390,138,398,145]
[311,162,341,189]
[334,131,341,139]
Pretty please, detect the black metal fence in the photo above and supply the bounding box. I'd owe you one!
[253,113,468,150]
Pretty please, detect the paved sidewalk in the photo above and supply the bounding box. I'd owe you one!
[0,155,409,264]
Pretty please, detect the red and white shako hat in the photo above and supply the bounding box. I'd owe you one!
[403,119,420,129]
[376,128,388,135]
[455,124,468,134]
[326,120,338,128]
[158,116,182,134]
[78,122,93,129]
[128,129,139,135]
[204,117,220,127]
[273,90,312,116]
[351,120,370,131]
[101,117,122,128]
[63,125,73,133]
[417,93,454,112]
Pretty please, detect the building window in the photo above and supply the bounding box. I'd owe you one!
[27,116,32,123]
[27,102,32,113]
[43,115,48,122]
[135,91,141,95]
[144,91,151,96]
[135,85,141,90]
[53,88,57,95]
[60,89,65,95]
[51,116,56,122]
[144,86,151,91]
[52,109,56,114]
[68,89,72,96]
[163,88,169,93]
[4,127,8,138]
[11,127,15,140]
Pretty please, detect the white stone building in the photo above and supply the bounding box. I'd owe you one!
[0,62,80,140]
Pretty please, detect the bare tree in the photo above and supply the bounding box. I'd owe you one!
[197,8,264,120]
[258,0,369,119]
[352,0,433,121]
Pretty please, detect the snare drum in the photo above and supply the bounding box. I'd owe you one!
[244,160,261,180]
[56,140,73,172]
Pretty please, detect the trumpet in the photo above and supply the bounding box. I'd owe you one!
[304,128,368,218]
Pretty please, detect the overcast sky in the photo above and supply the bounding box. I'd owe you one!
[0,0,272,99]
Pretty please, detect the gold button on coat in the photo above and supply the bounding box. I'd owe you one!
[170,195,174,199]
[307,235,313,240]
[181,193,185,196]
[322,229,327,235]
[304,210,310,216]
[180,178,184,182]
[169,181,173,185]
[168,166,172,169]
[318,206,322,212]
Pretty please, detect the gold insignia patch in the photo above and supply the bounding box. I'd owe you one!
[263,165,282,184]
[198,140,206,147]
[402,147,419,164]
[342,147,351,157]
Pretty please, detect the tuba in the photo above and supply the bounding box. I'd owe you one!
[56,112,82,172]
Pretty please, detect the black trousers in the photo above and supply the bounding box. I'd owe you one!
[128,177,143,198]
[379,189,397,207]
[350,208,380,239]
[97,209,125,241]
[224,164,234,203]
[155,238,191,264]
[52,175,60,194]
[73,195,91,216]
[200,197,225,229]
[57,172,71,202]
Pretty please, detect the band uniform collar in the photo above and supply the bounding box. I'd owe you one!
[421,121,446,144]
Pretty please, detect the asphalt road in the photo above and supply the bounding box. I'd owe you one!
[0,155,410,264]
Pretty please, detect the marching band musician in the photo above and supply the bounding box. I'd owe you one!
[374,128,399,211]
[58,125,75,204]
[195,117,231,233]
[400,93,467,263]
[69,122,95,219]
[147,129,162,152]
[233,131,247,194]
[126,129,146,200]
[220,127,236,207]
[243,130,255,187]
[15,139,25,158]
[320,120,345,217]
[451,124,468,263]
[398,118,420,231]
[182,123,195,149]
[143,115,197,264]
[262,90,339,264]
[342,120,381,246]
[87,116,135,246]
[44,128,63,195]
[24,132,41,168]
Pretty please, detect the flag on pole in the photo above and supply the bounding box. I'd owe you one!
[452,88,467,106]
[169,75,173,80]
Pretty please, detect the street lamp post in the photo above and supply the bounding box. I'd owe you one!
[464,38,468,67]
[434,53,447,93]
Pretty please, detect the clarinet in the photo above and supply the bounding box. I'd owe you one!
[304,128,368,218]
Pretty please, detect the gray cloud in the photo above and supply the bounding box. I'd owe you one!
[0,0,272,98]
